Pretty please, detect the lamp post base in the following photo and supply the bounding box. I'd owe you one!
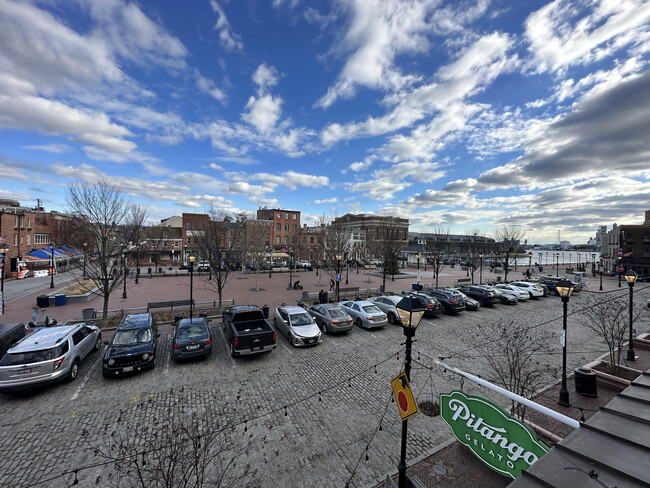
[558,388,570,407]
[627,348,636,361]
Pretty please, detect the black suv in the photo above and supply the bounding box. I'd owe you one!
[458,285,499,307]
[406,293,444,317]
[423,289,466,314]
[103,314,159,377]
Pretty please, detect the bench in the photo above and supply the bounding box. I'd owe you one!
[338,286,360,296]
[455,278,471,286]
[147,299,194,312]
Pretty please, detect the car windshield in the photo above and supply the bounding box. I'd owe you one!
[328,308,348,319]
[290,313,313,326]
[177,325,208,340]
[362,305,382,314]
[0,343,67,366]
[112,328,152,346]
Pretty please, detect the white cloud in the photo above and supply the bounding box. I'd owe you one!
[312,197,338,204]
[346,161,445,200]
[209,0,243,51]
[21,143,73,153]
[252,64,279,91]
[242,94,283,134]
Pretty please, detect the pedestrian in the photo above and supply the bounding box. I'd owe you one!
[329,278,335,291]
[318,289,325,304]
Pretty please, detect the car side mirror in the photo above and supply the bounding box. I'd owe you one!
[103,340,110,345]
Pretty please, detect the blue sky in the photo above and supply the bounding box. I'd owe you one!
[1,0,650,244]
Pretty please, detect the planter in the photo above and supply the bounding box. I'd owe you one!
[583,359,643,392]
[635,334,650,350]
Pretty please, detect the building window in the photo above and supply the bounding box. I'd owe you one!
[285,213,289,219]
[163,230,168,238]
[186,237,191,244]
[266,227,270,235]
[35,234,50,244]
[284,236,289,244]
[277,212,281,218]
[27,218,31,228]
[293,213,297,219]
[292,224,297,232]
[13,234,17,246]
[285,224,289,231]
[310,237,314,244]
[163,241,168,248]
[276,236,281,244]
[175,241,179,247]
[276,223,281,231]
[26,235,30,245]
[186,223,190,229]
[292,236,297,244]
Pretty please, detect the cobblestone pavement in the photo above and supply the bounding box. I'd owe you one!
[1,272,649,487]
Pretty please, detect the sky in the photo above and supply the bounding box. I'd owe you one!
[1,0,650,244]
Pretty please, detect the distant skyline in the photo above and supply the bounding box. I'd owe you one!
[1,0,649,243]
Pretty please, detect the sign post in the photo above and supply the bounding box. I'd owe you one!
[440,390,548,479]
[391,371,418,421]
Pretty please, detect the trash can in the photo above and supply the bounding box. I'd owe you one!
[37,295,50,308]
[379,285,384,293]
[199,311,208,318]
[82,308,95,320]
[262,304,269,319]
[321,291,328,303]
[54,294,66,306]
[174,313,184,323]
[574,367,598,397]
[148,267,152,274]
[302,291,310,300]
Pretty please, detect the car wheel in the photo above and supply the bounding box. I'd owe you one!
[67,360,79,382]
[356,318,363,328]
[230,341,236,358]
[321,322,328,334]
[93,335,103,352]
[387,312,397,325]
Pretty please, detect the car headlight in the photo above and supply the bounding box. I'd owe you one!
[142,353,150,361]
[108,359,115,366]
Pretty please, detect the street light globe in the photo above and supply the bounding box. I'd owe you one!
[188,255,196,263]
[528,252,533,258]
[556,280,574,298]
[395,296,425,330]
[624,270,638,285]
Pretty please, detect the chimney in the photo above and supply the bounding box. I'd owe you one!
[644,210,650,225]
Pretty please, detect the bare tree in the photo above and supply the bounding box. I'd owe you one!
[245,221,269,292]
[86,389,257,487]
[424,226,450,289]
[577,295,641,371]
[367,218,402,290]
[461,231,485,285]
[493,225,526,282]
[315,216,352,301]
[196,207,248,308]
[66,179,131,325]
[123,205,148,279]
[474,319,549,419]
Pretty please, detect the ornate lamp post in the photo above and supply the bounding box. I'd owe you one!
[415,252,420,284]
[555,253,560,277]
[617,255,623,287]
[591,253,596,274]
[189,254,196,318]
[49,242,55,288]
[269,252,273,278]
[289,249,294,290]
[82,242,87,277]
[538,252,542,269]
[0,243,8,315]
[624,270,638,361]
[345,252,349,285]
[528,251,533,277]
[556,280,574,407]
[478,253,484,284]
[395,296,425,488]
[599,259,603,291]
[335,254,342,302]
[121,243,127,299]
[135,239,139,285]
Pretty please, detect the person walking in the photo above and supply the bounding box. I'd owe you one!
[329,278,335,291]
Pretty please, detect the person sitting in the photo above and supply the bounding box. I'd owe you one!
[292,280,303,290]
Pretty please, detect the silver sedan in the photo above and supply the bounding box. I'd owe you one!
[338,300,388,329]
[307,304,353,334]
[366,296,403,324]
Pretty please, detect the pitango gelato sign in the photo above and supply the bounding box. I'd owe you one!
[440,391,549,479]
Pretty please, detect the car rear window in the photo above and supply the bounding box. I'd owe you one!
[328,308,348,318]
[362,305,382,314]
[0,341,69,366]
[177,325,208,340]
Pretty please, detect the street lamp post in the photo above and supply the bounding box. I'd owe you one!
[345,253,349,285]
[591,253,596,275]
[83,242,87,277]
[618,255,623,287]
[599,260,603,291]
[0,243,8,315]
[336,254,342,303]
[555,253,560,277]
[557,280,574,407]
[135,240,139,285]
[269,252,273,278]
[479,253,484,284]
[538,252,542,269]
[121,244,127,299]
[528,251,533,277]
[289,250,294,290]
[189,254,196,318]
[625,270,638,361]
[416,252,420,284]
[49,242,55,288]
[395,296,425,488]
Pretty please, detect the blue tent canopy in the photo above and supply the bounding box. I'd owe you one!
[25,249,49,259]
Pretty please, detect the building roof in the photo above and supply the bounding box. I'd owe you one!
[508,368,650,488]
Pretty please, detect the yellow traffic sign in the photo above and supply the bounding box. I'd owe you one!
[391,371,418,421]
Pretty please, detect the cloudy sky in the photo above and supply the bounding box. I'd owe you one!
[1,0,649,243]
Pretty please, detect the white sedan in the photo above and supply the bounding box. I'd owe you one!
[494,284,530,301]
[509,281,544,298]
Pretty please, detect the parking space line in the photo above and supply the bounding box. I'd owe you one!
[70,347,104,401]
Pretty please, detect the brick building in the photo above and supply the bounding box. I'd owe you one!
[332,213,409,258]
[256,208,301,249]
[602,210,650,276]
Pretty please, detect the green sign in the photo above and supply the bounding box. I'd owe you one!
[439,391,549,479]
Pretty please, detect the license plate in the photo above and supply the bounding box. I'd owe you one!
[187,345,199,350]
[122,366,134,372]
[17,368,31,375]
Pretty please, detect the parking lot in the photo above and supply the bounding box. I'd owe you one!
[1,272,649,487]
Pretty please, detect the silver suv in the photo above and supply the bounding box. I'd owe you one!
[0,324,102,392]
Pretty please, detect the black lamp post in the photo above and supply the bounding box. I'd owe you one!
[208,249,212,280]
[121,244,127,299]
[416,252,420,284]
[591,253,596,274]
[479,253,484,284]
[539,252,543,269]
[395,296,425,488]
[269,252,273,278]
[528,251,533,276]
[135,239,139,285]
[49,242,55,288]
[345,252,349,285]
[336,254,342,302]
[557,279,574,407]
[0,243,8,315]
[189,254,195,318]
[618,255,622,287]
[289,250,294,290]
[625,270,638,361]
[599,260,603,291]
[82,242,87,277]
[555,253,559,277]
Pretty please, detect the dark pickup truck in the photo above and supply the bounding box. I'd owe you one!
[222,306,277,357]
[0,323,29,359]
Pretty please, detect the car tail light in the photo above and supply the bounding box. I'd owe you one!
[273,333,277,343]
[234,338,239,348]
[173,343,181,350]
[205,338,212,346]
[53,356,65,370]
[449,300,456,304]
[331,320,339,325]
[368,316,374,321]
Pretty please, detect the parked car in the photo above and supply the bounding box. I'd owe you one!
[423,289,466,314]
[407,293,445,317]
[0,323,102,391]
[295,260,311,269]
[307,304,353,334]
[223,306,277,356]
[172,317,213,360]
[366,296,403,324]
[0,323,29,359]
[448,289,481,311]
[509,281,544,298]
[458,285,498,307]
[197,261,211,272]
[489,287,518,305]
[339,300,388,329]
[274,305,322,347]
[494,284,530,301]
[103,314,159,377]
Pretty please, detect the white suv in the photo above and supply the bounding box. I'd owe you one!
[509,281,544,298]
